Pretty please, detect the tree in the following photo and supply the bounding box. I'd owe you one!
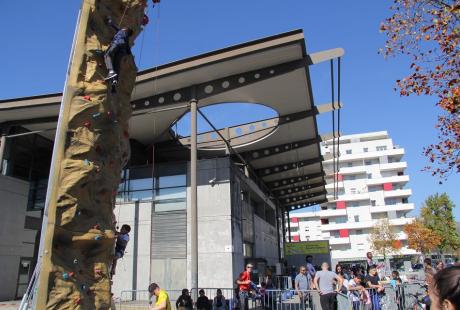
[368,219,400,260]
[421,193,460,255]
[403,220,442,254]
[380,0,460,179]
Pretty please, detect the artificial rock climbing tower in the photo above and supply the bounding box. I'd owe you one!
[35,0,146,308]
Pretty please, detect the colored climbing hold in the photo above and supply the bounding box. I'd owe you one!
[84,121,91,128]
[94,235,102,241]
[107,111,113,119]
[84,159,90,165]
[93,224,100,230]
[74,297,81,305]
[69,272,75,277]
[77,211,82,216]
[92,112,101,119]
[123,130,129,138]
[63,272,69,280]
[81,284,87,290]
[73,258,78,264]
[142,14,149,26]
[83,95,91,101]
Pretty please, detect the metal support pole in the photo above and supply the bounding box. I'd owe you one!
[281,208,286,244]
[0,133,6,174]
[190,97,198,300]
[287,210,292,242]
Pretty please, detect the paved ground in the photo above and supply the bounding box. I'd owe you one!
[0,300,20,310]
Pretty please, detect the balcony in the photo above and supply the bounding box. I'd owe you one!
[379,162,407,172]
[370,203,415,213]
[329,237,350,245]
[338,166,368,175]
[367,175,409,186]
[323,148,405,163]
[327,191,370,202]
[383,189,412,198]
[321,217,415,231]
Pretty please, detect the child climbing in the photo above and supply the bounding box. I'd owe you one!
[104,17,134,81]
[110,224,131,277]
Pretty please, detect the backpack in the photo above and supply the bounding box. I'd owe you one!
[216,296,223,307]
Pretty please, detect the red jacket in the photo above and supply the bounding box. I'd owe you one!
[238,271,251,292]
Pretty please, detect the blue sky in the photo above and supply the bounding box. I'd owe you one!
[1,1,459,219]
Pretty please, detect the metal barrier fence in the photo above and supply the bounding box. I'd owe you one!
[346,283,428,310]
[118,283,428,310]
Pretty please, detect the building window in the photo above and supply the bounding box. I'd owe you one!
[346,150,352,155]
[321,219,329,225]
[350,188,357,194]
[354,215,360,222]
[356,229,363,234]
[397,171,404,176]
[376,146,387,151]
[402,198,408,204]
[347,162,353,167]
[363,148,368,152]
[335,216,347,224]
[371,200,376,206]
[365,160,372,166]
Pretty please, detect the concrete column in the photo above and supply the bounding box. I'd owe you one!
[190,98,198,299]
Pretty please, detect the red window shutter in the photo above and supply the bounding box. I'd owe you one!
[336,201,346,209]
[336,173,343,181]
[383,183,393,191]
[291,217,299,223]
[292,235,300,242]
[339,229,349,238]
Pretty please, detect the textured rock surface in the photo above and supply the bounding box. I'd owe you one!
[36,0,145,308]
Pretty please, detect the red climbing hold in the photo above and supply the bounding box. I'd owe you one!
[123,130,129,138]
[74,297,81,305]
[107,111,113,118]
[84,121,91,128]
[83,95,91,101]
[93,224,100,230]
[142,14,149,26]
[69,272,75,277]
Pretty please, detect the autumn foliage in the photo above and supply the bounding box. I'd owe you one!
[403,220,441,254]
[380,0,460,178]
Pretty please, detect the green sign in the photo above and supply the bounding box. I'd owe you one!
[284,241,330,255]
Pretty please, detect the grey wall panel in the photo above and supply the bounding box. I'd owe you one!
[151,210,187,259]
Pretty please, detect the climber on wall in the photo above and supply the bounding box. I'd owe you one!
[110,224,131,277]
[104,17,134,81]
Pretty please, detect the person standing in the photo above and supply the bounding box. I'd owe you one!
[236,263,253,310]
[365,265,384,310]
[347,274,365,310]
[196,289,210,310]
[313,262,342,310]
[213,289,227,310]
[305,255,316,279]
[365,252,375,273]
[176,289,193,310]
[148,283,171,310]
[295,266,312,309]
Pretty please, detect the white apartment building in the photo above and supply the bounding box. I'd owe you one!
[288,131,417,265]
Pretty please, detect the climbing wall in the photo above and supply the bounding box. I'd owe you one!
[35,0,147,308]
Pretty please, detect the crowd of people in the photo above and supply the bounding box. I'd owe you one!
[143,253,460,310]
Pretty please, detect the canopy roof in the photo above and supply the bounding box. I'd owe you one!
[0,29,343,210]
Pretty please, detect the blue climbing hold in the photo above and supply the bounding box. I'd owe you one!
[94,235,102,241]
[92,112,101,119]
[63,272,69,280]
[84,159,89,165]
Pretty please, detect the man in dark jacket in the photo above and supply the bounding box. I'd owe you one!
[104,17,133,81]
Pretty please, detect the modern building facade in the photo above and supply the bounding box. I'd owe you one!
[0,30,343,300]
[288,131,417,265]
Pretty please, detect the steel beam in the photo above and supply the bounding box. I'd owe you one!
[282,190,328,205]
[243,132,336,162]
[257,156,323,177]
[266,172,325,189]
[274,181,325,197]
[284,198,328,211]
